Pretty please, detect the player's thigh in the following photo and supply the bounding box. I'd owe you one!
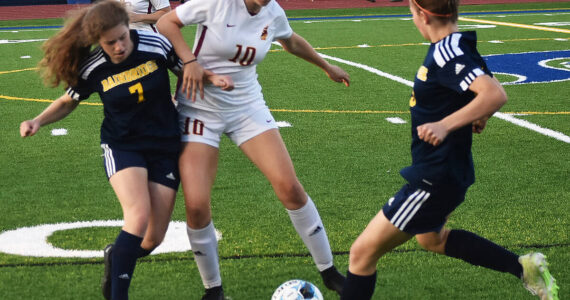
[109,167,152,235]
[239,128,298,185]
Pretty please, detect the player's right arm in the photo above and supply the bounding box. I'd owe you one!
[157,10,205,102]
[20,93,79,137]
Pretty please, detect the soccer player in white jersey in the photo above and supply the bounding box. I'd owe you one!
[157,0,350,298]
[119,0,171,32]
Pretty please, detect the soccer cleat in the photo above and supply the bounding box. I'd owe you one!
[201,286,225,300]
[320,265,345,295]
[519,252,559,300]
[101,244,114,300]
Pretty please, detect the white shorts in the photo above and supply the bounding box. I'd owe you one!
[178,104,278,148]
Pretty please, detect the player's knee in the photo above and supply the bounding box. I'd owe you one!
[416,230,449,254]
[274,179,305,206]
[349,240,377,273]
[143,237,163,250]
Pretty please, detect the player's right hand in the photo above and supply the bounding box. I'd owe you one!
[182,61,205,102]
[20,120,40,137]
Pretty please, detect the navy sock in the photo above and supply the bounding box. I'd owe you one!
[111,230,143,300]
[444,229,522,278]
[137,246,154,258]
[340,270,377,300]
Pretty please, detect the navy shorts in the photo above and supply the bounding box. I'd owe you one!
[100,144,180,190]
[382,183,467,235]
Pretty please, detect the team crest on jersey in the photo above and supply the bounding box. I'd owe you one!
[261,26,269,40]
[417,65,428,82]
[409,90,416,107]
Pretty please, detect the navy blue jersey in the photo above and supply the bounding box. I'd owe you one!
[67,30,182,153]
[400,31,492,188]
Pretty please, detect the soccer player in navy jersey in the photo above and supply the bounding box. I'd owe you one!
[157,0,350,298]
[19,1,232,299]
[341,0,559,299]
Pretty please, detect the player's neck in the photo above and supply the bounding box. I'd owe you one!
[427,23,458,43]
[244,0,261,15]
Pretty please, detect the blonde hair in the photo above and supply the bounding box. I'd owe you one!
[38,0,129,87]
[411,0,459,23]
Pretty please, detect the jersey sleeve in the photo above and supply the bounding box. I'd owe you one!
[436,34,491,93]
[175,0,209,25]
[66,78,93,102]
[437,55,487,93]
[272,8,293,40]
[166,47,182,73]
[150,0,170,11]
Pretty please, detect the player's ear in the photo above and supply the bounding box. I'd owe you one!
[420,10,430,25]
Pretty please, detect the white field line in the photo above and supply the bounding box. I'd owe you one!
[318,52,570,144]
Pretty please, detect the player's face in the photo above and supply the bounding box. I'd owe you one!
[99,24,133,64]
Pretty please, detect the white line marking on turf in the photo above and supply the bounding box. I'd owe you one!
[386,117,407,124]
[0,220,222,257]
[316,52,570,144]
[319,53,414,87]
[493,112,570,143]
[276,121,292,127]
[0,39,47,44]
[51,128,68,136]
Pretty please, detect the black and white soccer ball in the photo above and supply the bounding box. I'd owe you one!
[271,279,324,300]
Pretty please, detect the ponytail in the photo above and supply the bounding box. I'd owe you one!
[38,0,129,88]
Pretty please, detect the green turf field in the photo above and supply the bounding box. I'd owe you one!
[0,2,568,299]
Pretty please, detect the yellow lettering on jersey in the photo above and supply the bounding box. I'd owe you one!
[101,60,159,92]
[410,90,416,107]
[417,65,428,82]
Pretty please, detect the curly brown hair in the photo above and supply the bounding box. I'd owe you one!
[38,0,129,88]
[411,0,460,23]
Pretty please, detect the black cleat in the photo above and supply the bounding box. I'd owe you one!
[320,266,345,295]
[201,286,225,300]
[101,244,113,300]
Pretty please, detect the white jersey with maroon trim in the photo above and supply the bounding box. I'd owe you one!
[175,0,293,112]
[121,0,171,32]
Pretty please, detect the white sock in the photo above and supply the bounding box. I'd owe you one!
[186,221,222,288]
[287,196,333,271]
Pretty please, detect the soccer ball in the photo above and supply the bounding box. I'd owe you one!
[271,279,324,300]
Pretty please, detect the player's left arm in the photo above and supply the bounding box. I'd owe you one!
[277,33,350,87]
[129,6,171,24]
[417,75,507,146]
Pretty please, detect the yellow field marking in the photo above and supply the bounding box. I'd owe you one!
[0,67,37,75]
[2,94,569,115]
[271,108,409,114]
[459,17,570,34]
[0,95,101,106]
[288,8,570,23]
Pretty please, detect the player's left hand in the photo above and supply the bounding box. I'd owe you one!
[325,65,350,87]
[417,122,448,146]
[472,117,488,134]
[128,12,141,23]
